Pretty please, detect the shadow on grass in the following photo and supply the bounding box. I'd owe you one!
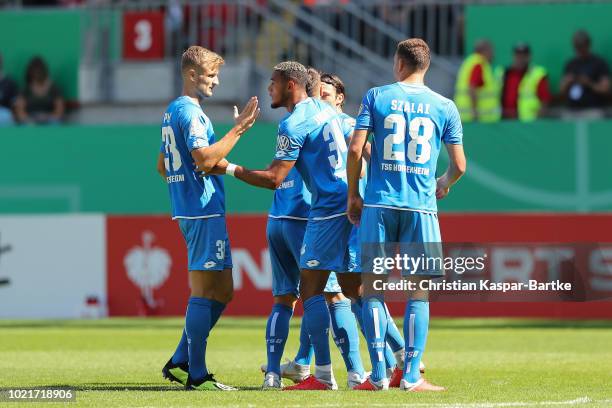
[35,384,266,392]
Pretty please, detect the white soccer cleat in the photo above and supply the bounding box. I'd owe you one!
[261,372,282,390]
[260,359,310,383]
[400,378,445,392]
[347,371,368,389]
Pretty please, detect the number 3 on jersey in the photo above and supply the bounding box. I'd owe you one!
[162,126,182,172]
[383,115,433,164]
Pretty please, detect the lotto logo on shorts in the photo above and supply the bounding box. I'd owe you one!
[306,260,320,267]
[204,261,217,268]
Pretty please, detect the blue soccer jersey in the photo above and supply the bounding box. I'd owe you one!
[269,169,311,220]
[355,83,463,213]
[160,96,225,219]
[274,97,351,219]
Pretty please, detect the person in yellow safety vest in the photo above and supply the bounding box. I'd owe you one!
[454,40,501,123]
[501,43,551,121]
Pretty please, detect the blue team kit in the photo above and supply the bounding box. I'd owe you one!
[356,82,463,275]
[273,97,358,273]
[161,96,232,271]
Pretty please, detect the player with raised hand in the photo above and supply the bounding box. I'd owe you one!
[157,45,259,391]
[347,38,466,391]
[320,72,412,387]
[207,61,356,391]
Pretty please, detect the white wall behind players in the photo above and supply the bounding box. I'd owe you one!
[0,215,106,319]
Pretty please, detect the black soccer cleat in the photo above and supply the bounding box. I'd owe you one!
[162,358,189,386]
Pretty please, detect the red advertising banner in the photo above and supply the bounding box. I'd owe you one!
[106,215,275,317]
[122,11,165,60]
[107,214,612,318]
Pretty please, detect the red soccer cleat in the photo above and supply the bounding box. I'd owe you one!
[282,375,334,391]
[352,378,389,391]
[388,367,403,388]
[400,378,445,392]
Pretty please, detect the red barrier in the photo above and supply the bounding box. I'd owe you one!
[106,214,612,318]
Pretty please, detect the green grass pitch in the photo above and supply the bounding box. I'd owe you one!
[1,317,611,407]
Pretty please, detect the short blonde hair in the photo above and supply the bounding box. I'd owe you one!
[181,46,224,73]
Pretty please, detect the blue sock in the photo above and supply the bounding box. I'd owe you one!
[384,343,396,370]
[403,300,429,383]
[353,299,395,370]
[295,313,314,365]
[265,303,293,375]
[303,295,331,366]
[185,296,213,381]
[362,297,388,382]
[171,299,226,366]
[329,299,364,376]
[171,328,189,365]
[384,303,405,353]
[351,298,365,335]
[210,299,226,329]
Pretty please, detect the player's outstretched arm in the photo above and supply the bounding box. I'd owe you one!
[347,128,368,225]
[192,97,260,173]
[206,159,295,190]
[436,144,467,200]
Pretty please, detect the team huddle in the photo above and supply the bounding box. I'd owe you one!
[156,38,466,392]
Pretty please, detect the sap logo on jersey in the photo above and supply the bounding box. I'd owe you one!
[306,260,320,267]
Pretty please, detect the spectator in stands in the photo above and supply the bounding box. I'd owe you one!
[500,43,551,121]
[15,56,65,125]
[0,53,18,126]
[454,39,500,123]
[560,30,610,113]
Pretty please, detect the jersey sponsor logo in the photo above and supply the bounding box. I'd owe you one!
[306,259,320,267]
[189,117,206,137]
[124,231,171,309]
[166,174,185,183]
[277,179,295,190]
[204,261,217,268]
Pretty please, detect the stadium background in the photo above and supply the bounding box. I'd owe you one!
[1,0,612,321]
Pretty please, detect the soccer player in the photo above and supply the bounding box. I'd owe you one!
[207,61,357,391]
[320,72,411,386]
[347,39,466,391]
[260,67,365,390]
[157,45,259,391]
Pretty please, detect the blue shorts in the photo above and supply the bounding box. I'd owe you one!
[360,207,442,276]
[300,215,354,273]
[178,216,232,271]
[268,217,341,296]
[347,225,361,273]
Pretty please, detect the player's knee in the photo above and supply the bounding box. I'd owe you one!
[337,274,362,300]
[274,294,297,308]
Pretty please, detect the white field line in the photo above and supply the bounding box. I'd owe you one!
[266,397,608,408]
[159,397,612,408]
